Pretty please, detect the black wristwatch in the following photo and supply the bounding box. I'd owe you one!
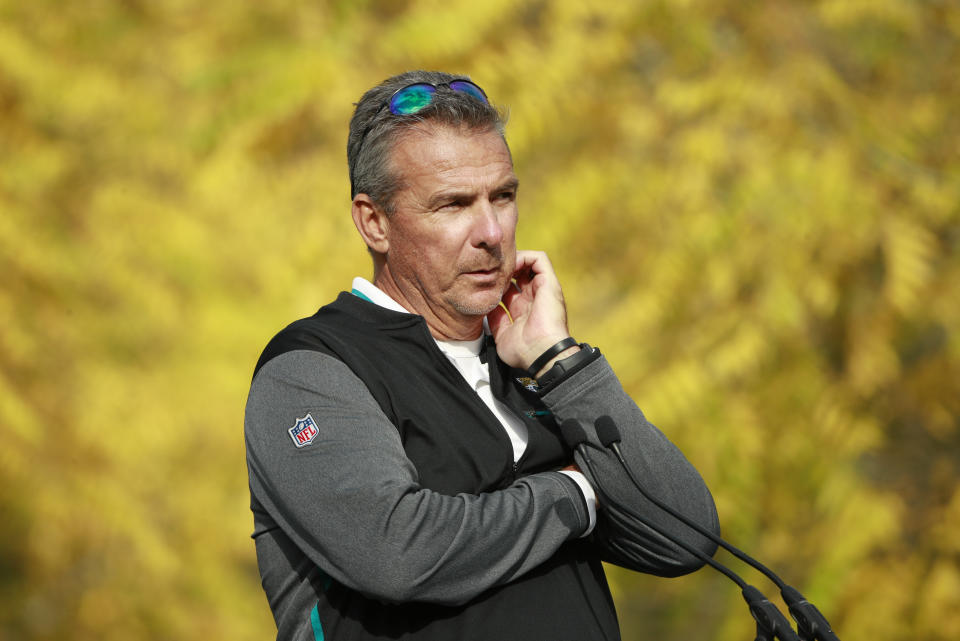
[536,343,599,391]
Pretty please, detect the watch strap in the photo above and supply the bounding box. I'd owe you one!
[536,343,600,392]
[526,337,579,377]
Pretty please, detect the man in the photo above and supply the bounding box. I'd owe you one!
[245,70,719,641]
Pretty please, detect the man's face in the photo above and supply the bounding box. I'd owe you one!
[381,124,518,324]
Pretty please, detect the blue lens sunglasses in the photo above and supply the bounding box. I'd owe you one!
[384,80,488,115]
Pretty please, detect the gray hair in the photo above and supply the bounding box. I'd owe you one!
[347,70,508,213]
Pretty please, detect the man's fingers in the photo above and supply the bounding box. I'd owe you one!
[514,250,560,290]
[514,250,548,275]
[486,304,510,336]
[499,284,524,314]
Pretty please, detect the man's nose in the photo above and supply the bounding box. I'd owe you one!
[471,201,505,248]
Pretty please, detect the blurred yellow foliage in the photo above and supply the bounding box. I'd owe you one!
[1,1,958,639]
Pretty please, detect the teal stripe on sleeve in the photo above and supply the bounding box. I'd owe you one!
[310,602,325,641]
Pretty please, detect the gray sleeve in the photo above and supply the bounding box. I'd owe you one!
[244,349,589,606]
[541,355,721,576]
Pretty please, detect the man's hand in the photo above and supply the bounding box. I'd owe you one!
[487,250,580,374]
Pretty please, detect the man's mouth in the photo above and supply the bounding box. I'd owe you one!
[462,266,503,283]
[465,266,500,275]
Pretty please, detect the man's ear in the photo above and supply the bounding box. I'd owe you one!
[351,194,390,255]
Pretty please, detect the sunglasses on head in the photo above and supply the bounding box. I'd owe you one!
[385,80,488,115]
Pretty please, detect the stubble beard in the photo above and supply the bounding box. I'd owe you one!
[447,272,510,317]
[447,247,512,317]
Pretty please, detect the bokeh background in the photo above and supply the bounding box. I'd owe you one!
[2,0,959,639]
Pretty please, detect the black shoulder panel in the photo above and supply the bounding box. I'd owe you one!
[252,315,335,380]
[251,291,422,381]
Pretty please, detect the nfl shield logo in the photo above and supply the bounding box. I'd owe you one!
[288,413,320,448]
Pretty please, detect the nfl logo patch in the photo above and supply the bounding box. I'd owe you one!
[288,413,320,448]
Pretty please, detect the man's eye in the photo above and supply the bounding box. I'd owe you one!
[495,191,515,202]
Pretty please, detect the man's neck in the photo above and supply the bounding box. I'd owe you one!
[371,273,484,342]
